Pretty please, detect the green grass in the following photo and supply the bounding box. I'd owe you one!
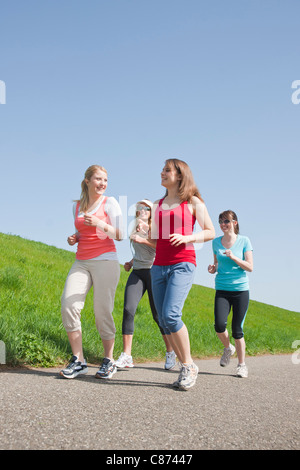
[0,232,299,367]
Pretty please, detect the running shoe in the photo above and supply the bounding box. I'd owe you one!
[164,351,176,370]
[220,344,236,367]
[115,352,134,369]
[172,362,183,388]
[95,357,117,379]
[175,362,199,391]
[236,363,248,378]
[60,355,88,379]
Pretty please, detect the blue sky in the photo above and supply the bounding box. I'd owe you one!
[1,0,299,312]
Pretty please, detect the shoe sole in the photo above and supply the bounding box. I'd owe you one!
[116,364,134,369]
[95,367,117,379]
[165,363,176,370]
[178,381,197,391]
[236,372,248,378]
[60,368,88,379]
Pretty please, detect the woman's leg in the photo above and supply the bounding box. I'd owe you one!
[61,260,92,362]
[143,269,173,353]
[161,263,196,364]
[214,290,231,347]
[90,260,120,359]
[168,325,191,364]
[232,290,249,365]
[67,331,84,363]
[122,270,146,355]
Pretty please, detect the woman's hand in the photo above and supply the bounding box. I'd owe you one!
[84,213,99,227]
[224,249,235,260]
[130,233,144,244]
[124,261,133,272]
[208,264,216,274]
[169,233,190,246]
[67,233,78,246]
[136,219,149,235]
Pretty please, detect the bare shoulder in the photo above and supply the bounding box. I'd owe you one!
[191,195,205,206]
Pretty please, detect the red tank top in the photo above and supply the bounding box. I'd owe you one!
[75,197,116,260]
[153,199,196,266]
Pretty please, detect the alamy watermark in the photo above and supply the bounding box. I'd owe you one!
[291,80,300,104]
[0,341,6,364]
[291,340,300,365]
[95,196,206,251]
[0,80,6,104]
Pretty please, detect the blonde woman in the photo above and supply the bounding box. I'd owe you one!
[60,165,123,379]
[115,199,175,370]
[151,159,215,390]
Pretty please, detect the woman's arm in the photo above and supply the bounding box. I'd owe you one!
[170,197,215,246]
[83,197,123,241]
[130,232,157,248]
[224,249,253,272]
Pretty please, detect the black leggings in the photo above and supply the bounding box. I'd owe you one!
[214,290,249,340]
[122,269,165,336]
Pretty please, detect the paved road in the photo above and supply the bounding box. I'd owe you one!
[0,355,299,451]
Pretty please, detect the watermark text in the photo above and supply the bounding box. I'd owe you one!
[291,80,300,104]
[291,340,300,365]
[0,341,6,364]
[0,80,6,104]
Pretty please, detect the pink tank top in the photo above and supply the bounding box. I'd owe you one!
[153,199,196,266]
[74,197,116,260]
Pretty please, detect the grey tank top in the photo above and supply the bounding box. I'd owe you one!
[131,240,156,269]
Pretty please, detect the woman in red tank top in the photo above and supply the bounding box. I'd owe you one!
[151,158,215,390]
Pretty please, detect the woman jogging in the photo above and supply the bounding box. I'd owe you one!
[151,158,215,390]
[115,199,175,370]
[208,210,253,378]
[60,165,123,379]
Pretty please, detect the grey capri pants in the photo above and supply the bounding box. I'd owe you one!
[61,259,120,340]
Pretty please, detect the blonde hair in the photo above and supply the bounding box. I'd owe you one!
[164,158,203,203]
[76,165,107,212]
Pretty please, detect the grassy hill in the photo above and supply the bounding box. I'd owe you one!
[0,232,299,367]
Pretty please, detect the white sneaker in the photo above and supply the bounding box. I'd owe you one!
[236,363,248,378]
[115,352,134,369]
[178,362,199,391]
[220,344,236,367]
[164,351,176,370]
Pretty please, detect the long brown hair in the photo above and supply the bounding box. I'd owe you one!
[76,165,107,212]
[164,158,204,203]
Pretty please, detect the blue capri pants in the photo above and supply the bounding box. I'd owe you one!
[151,262,196,335]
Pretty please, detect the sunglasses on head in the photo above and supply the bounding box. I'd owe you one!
[219,219,235,225]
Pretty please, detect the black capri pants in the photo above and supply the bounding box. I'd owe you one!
[122,268,165,336]
[214,290,249,340]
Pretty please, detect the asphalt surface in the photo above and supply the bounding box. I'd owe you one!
[0,354,299,451]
